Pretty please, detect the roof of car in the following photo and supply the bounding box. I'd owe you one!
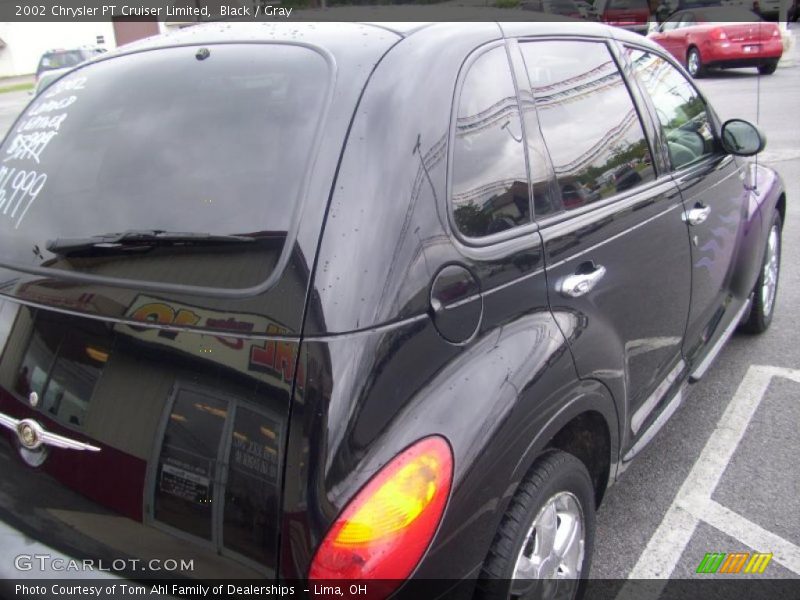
[114,21,403,54]
[105,20,663,64]
[360,22,435,36]
[679,5,766,19]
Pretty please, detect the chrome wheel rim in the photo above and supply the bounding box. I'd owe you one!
[688,51,699,75]
[511,491,585,598]
[761,225,779,318]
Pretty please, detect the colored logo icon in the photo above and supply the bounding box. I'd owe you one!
[697,552,773,574]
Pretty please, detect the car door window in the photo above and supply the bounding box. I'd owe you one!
[662,15,682,31]
[627,48,716,170]
[451,45,532,239]
[518,40,655,212]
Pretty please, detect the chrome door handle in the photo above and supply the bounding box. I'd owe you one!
[557,265,606,298]
[684,204,711,226]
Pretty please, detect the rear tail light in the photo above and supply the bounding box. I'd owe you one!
[710,28,728,41]
[309,436,453,588]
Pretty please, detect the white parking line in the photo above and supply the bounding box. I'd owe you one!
[616,365,800,598]
[701,500,800,574]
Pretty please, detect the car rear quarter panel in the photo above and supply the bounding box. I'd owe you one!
[303,22,503,336]
[281,314,618,583]
[728,162,784,299]
[283,23,620,582]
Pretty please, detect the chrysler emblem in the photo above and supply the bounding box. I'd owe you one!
[28,391,39,408]
[0,413,100,452]
[17,420,40,450]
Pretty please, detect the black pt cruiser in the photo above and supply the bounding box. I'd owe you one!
[0,20,784,600]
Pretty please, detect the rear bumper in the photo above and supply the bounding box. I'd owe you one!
[702,38,783,67]
[707,57,780,69]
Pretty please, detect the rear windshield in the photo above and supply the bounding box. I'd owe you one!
[608,0,649,9]
[0,44,329,290]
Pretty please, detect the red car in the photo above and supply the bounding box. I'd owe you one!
[596,0,652,34]
[649,7,783,77]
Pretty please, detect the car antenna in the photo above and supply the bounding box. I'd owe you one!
[753,19,762,190]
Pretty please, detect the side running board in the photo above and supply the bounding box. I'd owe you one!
[689,298,751,383]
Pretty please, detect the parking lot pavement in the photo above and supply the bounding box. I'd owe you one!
[623,368,800,583]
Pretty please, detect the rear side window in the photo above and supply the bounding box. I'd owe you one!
[519,40,655,212]
[626,48,716,170]
[0,44,329,290]
[451,45,531,239]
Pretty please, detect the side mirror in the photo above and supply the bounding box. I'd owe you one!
[720,119,766,157]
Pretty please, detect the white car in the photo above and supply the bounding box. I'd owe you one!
[34,47,105,95]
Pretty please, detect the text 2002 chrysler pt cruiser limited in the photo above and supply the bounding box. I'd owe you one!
[0,21,784,600]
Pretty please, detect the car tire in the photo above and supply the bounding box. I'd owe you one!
[758,62,778,75]
[686,47,705,78]
[477,451,595,600]
[740,212,782,334]
[686,46,706,79]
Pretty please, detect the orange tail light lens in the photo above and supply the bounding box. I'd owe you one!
[309,436,453,586]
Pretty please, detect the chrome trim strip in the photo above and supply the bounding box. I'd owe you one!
[0,293,430,342]
[631,359,685,435]
[623,384,685,462]
[483,267,546,298]
[689,299,751,382]
[0,413,100,452]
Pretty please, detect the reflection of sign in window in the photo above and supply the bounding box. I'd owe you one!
[120,295,306,393]
[232,434,278,481]
[160,462,211,503]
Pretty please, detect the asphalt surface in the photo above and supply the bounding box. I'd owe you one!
[0,28,798,589]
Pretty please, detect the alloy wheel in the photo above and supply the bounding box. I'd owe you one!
[687,50,700,77]
[511,491,585,597]
[761,225,780,318]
